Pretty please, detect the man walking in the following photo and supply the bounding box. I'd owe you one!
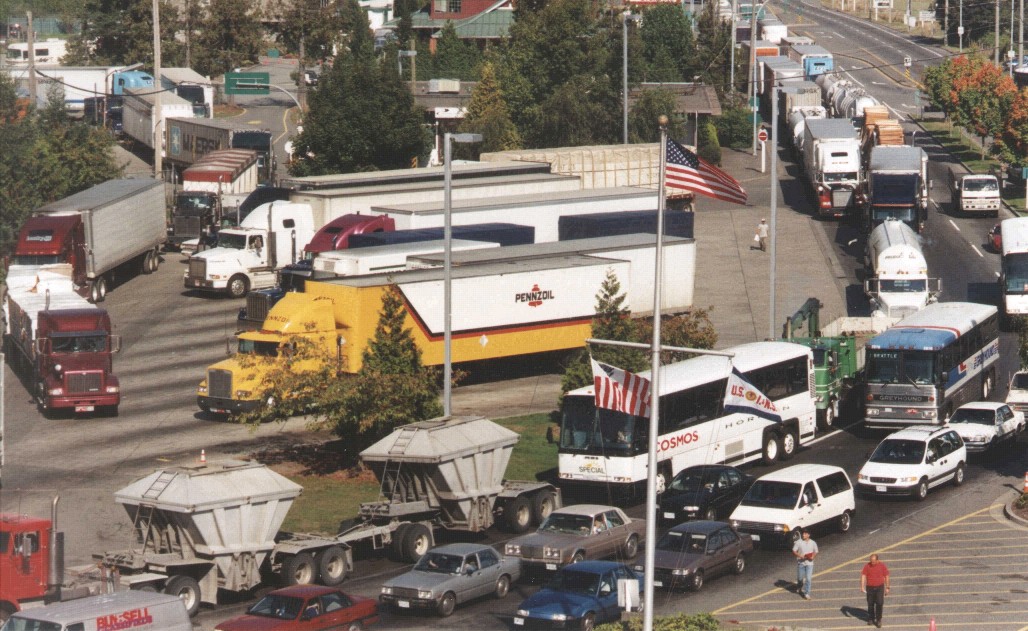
[861,553,890,627]
[792,529,818,600]
[754,218,769,251]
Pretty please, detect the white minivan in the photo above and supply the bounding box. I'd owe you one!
[856,425,967,500]
[1,591,192,631]
[729,464,856,546]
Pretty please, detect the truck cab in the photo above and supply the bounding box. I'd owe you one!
[0,513,54,618]
[949,170,1000,217]
[11,216,85,286]
[304,214,396,256]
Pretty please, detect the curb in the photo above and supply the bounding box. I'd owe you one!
[1003,494,1028,527]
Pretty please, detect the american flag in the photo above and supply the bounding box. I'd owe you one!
[590,358,651,417]
[664,137,748,205]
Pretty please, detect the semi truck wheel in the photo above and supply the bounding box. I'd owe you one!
[390,524,411,561]
[227,275,249,299]
[280,552,316,585]
[316,546,347,586]
[531,490,557,526]
[505,497,532,534]
[96,277,107,302]
[401,524,432,563]
[164,575,201,617]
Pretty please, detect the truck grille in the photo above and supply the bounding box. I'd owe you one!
[66,372,102,393]
[208,369,232,399]
[832,188,854,208]
[173,217,202,239]
[245,293,272,324]
[188,258,206,279]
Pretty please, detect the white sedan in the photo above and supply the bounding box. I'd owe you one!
[947,402,1025,452]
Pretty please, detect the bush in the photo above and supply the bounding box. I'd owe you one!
[714,106,752,150]
[596,612,721,631]
[697,120,721,165]
[1016,492,1028,510]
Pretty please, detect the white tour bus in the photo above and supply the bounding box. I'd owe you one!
[5,38,67,66]
[863,301,999,428]
[557,341,817,494]
[1000,217,1028,322]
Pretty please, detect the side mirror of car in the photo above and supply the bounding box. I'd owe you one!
[465,566,475,575]
[599,585,612,596]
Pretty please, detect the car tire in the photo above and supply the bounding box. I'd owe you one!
[690,570,704,592]
[789,529,802,545]
[495,574,511,599]
[345,623,363,631]
[280,552,316,585]
[779,428,798,460]
[915,478,929,501]
[164,575,201,617]
[732,553,746,575]
[580,612,596,631]
[953,462,966,486]
[570,551,585,564]
[316,546,347,586]
[402,524,432,563]
[437,592,456,617]
[704,507,717,521]
[532,491,557,526]
[623,535,639,559]
[837,510,852,533]
[761,432,781,466]
[506,496,533,534]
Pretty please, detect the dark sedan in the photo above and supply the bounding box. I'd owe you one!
[658,465,754,526]
[635,521,753,591]
[513,560,643,631]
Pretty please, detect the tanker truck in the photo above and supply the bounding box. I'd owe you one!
[87,418,560,615]
[864,219,941,318]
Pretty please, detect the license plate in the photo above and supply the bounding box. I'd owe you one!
[876,485,886,493]
[653,580,663,587]
[75,405,95,412]
[546,563,557,570]
[514,618,525,626]
[663,512,675,519]
[750,534,760,541]
[212,408,229,415]
[398,601,410,608]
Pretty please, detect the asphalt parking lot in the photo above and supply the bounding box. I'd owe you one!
[713,502,1028,630]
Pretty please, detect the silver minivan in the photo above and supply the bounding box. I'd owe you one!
[1,591,191,631]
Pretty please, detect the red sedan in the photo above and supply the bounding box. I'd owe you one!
[216,585,379,631]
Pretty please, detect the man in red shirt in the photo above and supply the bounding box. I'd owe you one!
[860,553,890,627]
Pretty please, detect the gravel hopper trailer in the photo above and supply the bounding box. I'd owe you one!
[93,416,559,615]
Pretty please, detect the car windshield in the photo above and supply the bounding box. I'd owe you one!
[247,594,304,619]
[869,439,926,465]
[949,408,995,425]
[538,512,593,535]
[739,480,801,509]
[546,569,600,596]
[414,552,463,574]
[667,470,712,494]
[654,530,707,554]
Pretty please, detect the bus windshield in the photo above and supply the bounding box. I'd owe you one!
[865,350,935,385]
[1003,252,1028,294]
[559,396,643,454]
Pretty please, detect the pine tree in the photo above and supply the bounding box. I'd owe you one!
[457,61,522,155]
[362,284,424,374]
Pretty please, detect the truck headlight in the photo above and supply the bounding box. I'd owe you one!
[775,524,790,533]
[867,408,880,416]
[730,520,740,529]
[48,386,64,396]
[105,385,120,393]
[381,586,392,595]
[505,544,521,556]
[235,390,251,398]
[197,383,208,394]
[418,590,433,599]
[857,473,869,482]
[543,547,561,559]
[672,568,693,576]
[898,476,918,483]
[633,565,644,572]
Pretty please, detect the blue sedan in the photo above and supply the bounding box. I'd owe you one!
[513,560,643,630]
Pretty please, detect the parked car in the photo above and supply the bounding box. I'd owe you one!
[989,223,1003,251]
[379,543,520,617]
[513,560,643,631]
[302,70,318,87]
[946,401,1025,452]
[855,425,967,500]
[1006,370,1028,414]
[658,465,754,526]
[504,505,645,571]
[214,585,378,631]
[636,520,753,592]
[729,464,855,546]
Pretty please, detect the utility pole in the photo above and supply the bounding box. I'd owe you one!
[152,0,163,179]
[27,11,36,105]
[996,0,1001,65]
[750,0,759,155]
[409,39,416,94]
[945,0,949,46]
[1020,0,1024,66]
[730,0,737,91]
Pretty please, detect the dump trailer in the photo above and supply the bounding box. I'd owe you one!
[165,117,276,184]
[12,179,167,303]
[93,421,561,615]
[783,298,897,429]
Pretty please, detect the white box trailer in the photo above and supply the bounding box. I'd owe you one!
[122,87,195,150]
[311,239,498,277]
[367,187,660,241]
[290,172,582,228]
[160,67,214,118]
[479,144,664,191]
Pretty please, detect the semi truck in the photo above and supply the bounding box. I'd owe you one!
[121,87,195,150]
[165,117,276,184]
[184,201,315,298]
[10,179,166,303]
[168,149,260,250]
[347,223,534,249]
[304,213,397,255]
[864,219,941,318]
[777,81,822,127]
[787,105,827,155]
[3,265,122,418]
[198,234,696,414]
[8,66,153,118]
[787,44,834,79]
[863,145,930,233]
[782,298,896,429]
[801,118,862,218]
[948,168,1001,216]
[3,424,561,618]
[159,68,213,118]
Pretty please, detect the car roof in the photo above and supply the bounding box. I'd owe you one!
[427,542,496,555]
[668,520,727,535]
[268,585,342,598]
[881,425,953,440]
[555,504,620,516]
[677,465,736,475]
[754,463,846,483]
[955,401,1006,411]
[559,560,626,574]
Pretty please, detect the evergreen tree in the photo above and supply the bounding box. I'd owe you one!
[433,21,480,81]
[697,118,721,165]
[628,88,687,143]
[192,0,264,77]
[639,3,697,83]
[66,0,183,67]
[361,284,425,374]
[457,61,522,155]
[695,1,733,95]
[273,0,343,63]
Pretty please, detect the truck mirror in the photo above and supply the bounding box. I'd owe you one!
[110,336,122,353]
[940,371,949,383]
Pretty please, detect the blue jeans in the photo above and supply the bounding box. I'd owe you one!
[797,562,813,597]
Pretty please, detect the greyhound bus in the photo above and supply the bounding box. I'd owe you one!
[863,301,1000,428]
[557,341,817,494]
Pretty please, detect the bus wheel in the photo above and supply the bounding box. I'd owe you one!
[761,432,781,466]
[779,429,798,460]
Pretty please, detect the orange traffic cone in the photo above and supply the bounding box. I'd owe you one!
[928,617,936,631]
[1023,472,1028,494]
[200,449,206,464]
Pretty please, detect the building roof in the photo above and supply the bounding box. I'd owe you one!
[629,83,722,116]
[389,0,513,39]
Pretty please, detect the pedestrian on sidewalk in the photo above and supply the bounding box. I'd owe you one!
[860,553,890,627]
[754,218,769,252]
[792,529,818,600]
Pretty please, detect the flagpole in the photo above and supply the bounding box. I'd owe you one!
[641,116,669,631]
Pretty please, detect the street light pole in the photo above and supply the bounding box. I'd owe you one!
[622,11,640,144]
[443,132,482,418]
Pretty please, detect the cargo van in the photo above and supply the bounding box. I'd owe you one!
[1,591,192,631]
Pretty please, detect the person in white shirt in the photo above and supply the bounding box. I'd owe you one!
[792,529,819,600]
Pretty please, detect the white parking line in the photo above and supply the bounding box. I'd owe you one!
[971,244,984,258]
[948,219,960,231]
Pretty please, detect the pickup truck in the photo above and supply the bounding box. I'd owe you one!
[949,169,1000,217]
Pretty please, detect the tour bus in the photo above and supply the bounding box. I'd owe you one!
[863,301,999,429]
[5,38,67,66]
[557,341,817,495]
[999,217,1028,323]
